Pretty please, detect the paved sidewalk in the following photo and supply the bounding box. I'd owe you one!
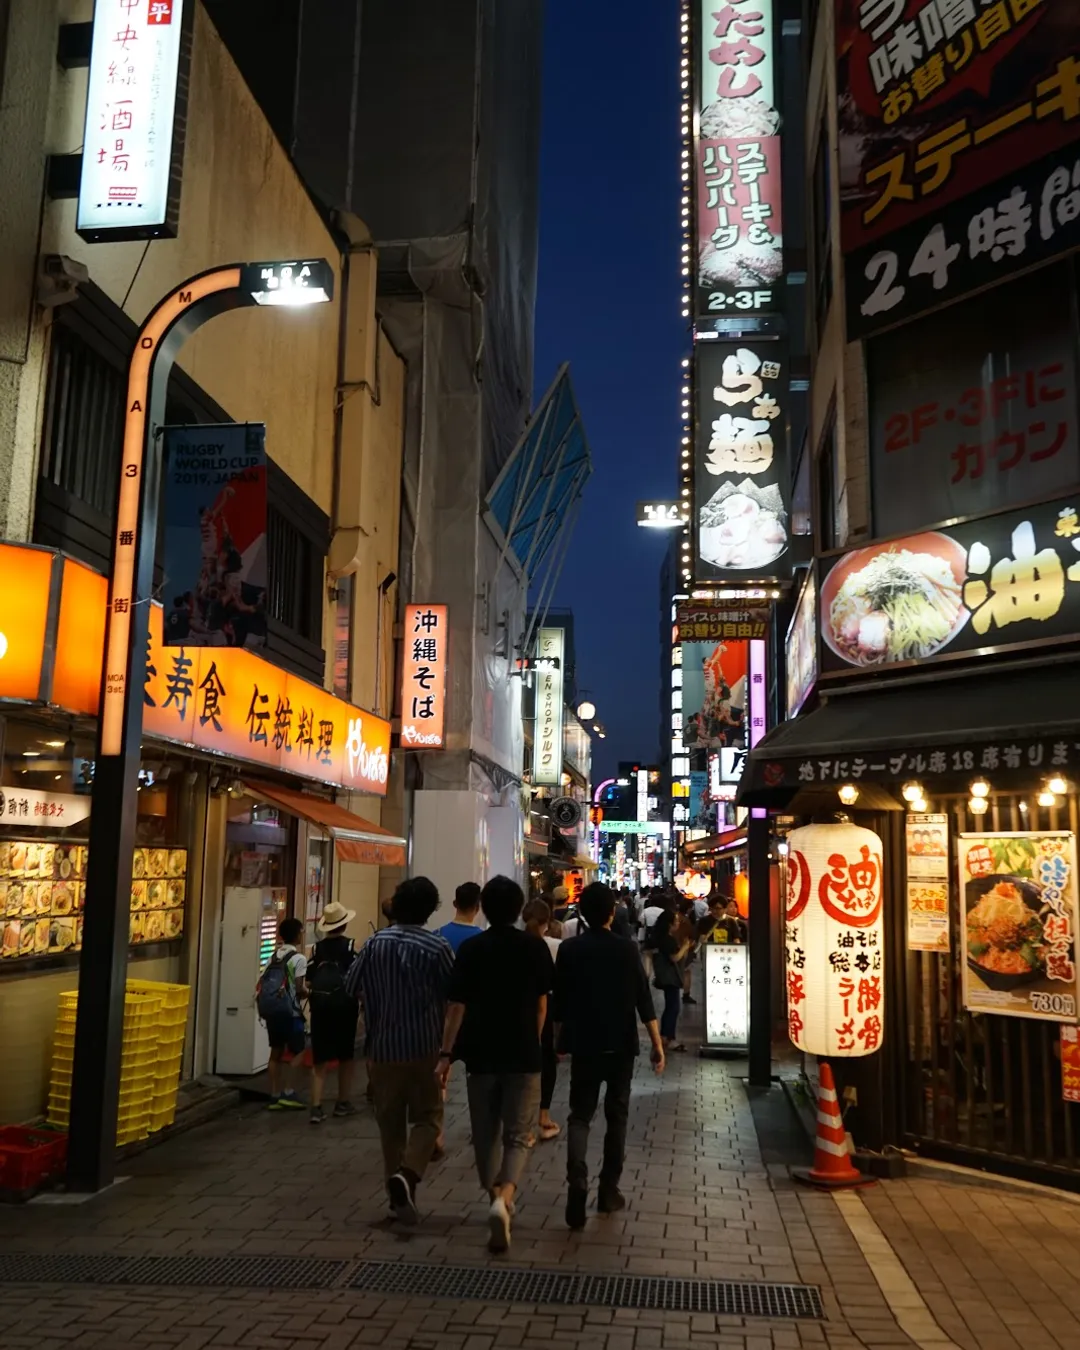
[0,1011,1075,1350]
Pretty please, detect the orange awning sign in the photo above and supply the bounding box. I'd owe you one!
[248,783,406,867]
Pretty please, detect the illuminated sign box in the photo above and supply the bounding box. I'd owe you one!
[401,604,448,750]
[534,628,565,787]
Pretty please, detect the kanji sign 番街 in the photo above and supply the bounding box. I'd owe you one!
[695,0,783,315]
[533,628,565,788]
[78,0,190,241]
[695,341,790,579]
[959,832,1080,1023]
[401,605,448,750]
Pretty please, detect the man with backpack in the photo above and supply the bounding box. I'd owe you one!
[257,916,308,1110]
[306,901,360,1123]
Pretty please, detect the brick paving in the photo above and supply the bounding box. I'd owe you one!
[0,1008,1072,1348]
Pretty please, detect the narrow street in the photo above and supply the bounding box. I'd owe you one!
[3,1011,1080,1350]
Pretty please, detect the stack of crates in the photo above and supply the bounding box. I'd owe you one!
[48,991,163,1144]
[126,979,190,1131]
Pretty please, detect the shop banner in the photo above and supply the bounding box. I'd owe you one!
[533,627,565,787]
[695,339,791,580]
[400,604,448,749]
[705,943,750,1048]
[786,569,818,718]
[599,820,671,836]
[959,832,1080,1023]
[681,639,747,752]
[675,599,769,642]
[905,812,950,951]
[1062,1025,1080,1102]
[0,788,90,830]
[819,493,1080,679]
[162,424,268,649]
[695,0,783,315]
[837,2,1078,258]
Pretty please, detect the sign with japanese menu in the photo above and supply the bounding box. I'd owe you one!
[839,2,1080,336]
[905,813,950,951]
[695,0,783,315]
[785,569,818,718]
[1062,1025,1080,1101]
[674,599,769,642]
[867,264,1079,533]
[533,628,565,787]
[818,494,1080,679]
[958,832,1080,1023]
[695,340,791,580]
[400,604,448,750]
[704,943,750,1047]
[78,0,191,241]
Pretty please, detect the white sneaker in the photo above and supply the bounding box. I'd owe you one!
[488,1195,511,1252]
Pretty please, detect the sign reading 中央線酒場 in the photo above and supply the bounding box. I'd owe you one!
[838,2,1080,338]
[695,341,791,581]
[695,0,783,316]
[401,605,448,750]
[77,0,191,242]
[533,628,565,787]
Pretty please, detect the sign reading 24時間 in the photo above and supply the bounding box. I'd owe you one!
[695,0,783,315]
[78,0,190,241]
[695,340,790,579]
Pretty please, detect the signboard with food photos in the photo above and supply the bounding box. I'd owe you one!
[0,841,186,961]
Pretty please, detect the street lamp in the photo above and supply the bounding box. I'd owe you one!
[67,260,334,1192]
[576,699,596,721]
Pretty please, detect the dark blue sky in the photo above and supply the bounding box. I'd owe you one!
[533,1,685,782]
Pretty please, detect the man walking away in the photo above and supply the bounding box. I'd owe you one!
[437,876,554,1253]
[346,878,453,1225]
[257,917,308,1110]
[553,883,665,1230]
[306,901,359,1123]
[436,882,484,953]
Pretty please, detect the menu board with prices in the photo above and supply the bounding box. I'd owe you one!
[0,841,187,960]
[905,814,950,953]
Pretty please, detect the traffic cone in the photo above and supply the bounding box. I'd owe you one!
[793,1062,876,1190]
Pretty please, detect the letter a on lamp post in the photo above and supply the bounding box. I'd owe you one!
[67,260,333,1192]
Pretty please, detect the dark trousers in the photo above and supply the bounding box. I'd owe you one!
[540,1015,557,1111]
[660,986,681,1041]
[567,1052,634,1190]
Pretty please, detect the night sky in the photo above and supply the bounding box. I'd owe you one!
[533,0,684,782]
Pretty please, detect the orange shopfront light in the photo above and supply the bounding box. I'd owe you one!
[0,544,54,702]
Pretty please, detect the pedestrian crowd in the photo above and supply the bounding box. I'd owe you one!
[254,874,743,1252]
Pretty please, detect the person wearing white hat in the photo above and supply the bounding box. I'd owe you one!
[307,901,359,1124]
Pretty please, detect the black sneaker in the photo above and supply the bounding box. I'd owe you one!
[309,1105,326,1124]
[565,1187,587,1231]
[682,994,697,1004]
[388,1172,419,1225]
[597,1184,626,1214]
[332,1101,357,1117]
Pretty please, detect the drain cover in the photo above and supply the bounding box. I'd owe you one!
[0,1252,346,1290]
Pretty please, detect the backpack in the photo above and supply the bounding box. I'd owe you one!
[257,949,300,1020]
[308,939,356,1012]
[643,923,660,952]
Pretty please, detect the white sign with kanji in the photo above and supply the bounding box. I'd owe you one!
[705,942,749,1048]
[78,0,187,238]
[0,788,91,829]
[533,628,565,787]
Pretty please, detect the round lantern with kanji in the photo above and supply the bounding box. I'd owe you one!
[784,821,885,1058]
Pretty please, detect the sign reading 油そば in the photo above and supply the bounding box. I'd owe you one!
[533,628,565,787]
[77,0,192,242]
[401,605,448,749]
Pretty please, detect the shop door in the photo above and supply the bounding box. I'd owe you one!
[302,831,332,951]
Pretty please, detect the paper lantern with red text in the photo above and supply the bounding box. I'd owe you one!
[675,870,712,900]
[784,822,885,1058]
[733,872,749,917]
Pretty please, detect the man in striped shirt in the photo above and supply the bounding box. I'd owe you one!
[346,877,454,1224]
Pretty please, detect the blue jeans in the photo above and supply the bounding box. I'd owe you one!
[660,987,681,1041]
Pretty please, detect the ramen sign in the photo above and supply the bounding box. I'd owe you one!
[785,822,885,1058]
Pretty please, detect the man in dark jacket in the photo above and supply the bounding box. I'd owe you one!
[552,882,665,1230]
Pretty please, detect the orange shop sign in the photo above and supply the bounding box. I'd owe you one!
[0,547,390,796]
[400,604,447,750]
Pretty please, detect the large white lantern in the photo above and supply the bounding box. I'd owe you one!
[785,822,885,1058]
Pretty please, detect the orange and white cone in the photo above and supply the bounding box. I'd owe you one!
[793,1062,876,1190]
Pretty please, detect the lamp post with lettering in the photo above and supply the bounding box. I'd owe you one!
[67,260,334,1192]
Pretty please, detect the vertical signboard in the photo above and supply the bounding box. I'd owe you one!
[681,638,748,751]
[905,813,949,952]
[162,424,267,648]
[785,569,817,718]
[705,944,750,1048]
[401,604,448,749]
[695,0,783,316]
[695,340,790,580]
[78,0,192,241]
[533,628,565,787]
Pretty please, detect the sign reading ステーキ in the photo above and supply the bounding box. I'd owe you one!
[401,605,448,749]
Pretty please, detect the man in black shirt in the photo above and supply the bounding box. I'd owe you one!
[552,882,665,1230]
[437,875,554,1254]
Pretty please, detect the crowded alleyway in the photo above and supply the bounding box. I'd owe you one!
[2,1009,1080,1350]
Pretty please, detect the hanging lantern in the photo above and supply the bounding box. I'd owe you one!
[785,822,885,1058]
[733,871,749,916]
[675,869,711,899]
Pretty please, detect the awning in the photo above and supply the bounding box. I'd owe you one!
[683,828,747,857]
[740,657,1080,809]
[247,783,407,866]
[548,853,600,871]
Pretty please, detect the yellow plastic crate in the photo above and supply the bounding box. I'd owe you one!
[126,978,190,1009]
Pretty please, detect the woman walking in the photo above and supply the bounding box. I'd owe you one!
[651,905,691,1053]
[523,898,561,1142]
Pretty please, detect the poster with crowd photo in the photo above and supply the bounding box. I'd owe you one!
[695,0,784,316]
[905,812,950,951]
[681,639,747,752]
[958,832,1080,1023]
[162,424,268,649]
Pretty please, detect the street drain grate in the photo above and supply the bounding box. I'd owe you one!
[348,1261,825,1319]
[0,1252,347,1290]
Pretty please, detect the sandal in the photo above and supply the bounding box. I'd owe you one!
[539,1121,561,1142]
[668,1042,687,1053]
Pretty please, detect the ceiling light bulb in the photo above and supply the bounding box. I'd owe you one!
[969,777,991,798]
[901,781,923,802]
[1048,775,1068,795]
[1038,789,1057,808]
[838,784,859,806]
[969,796,989,816]
[911,796,928,813]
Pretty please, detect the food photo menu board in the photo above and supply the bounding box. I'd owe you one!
[0,842,187,960]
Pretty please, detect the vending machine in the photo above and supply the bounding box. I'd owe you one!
[215,885,288,1076]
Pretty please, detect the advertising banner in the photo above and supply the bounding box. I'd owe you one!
[905,812,950,951]
[162,424,268,649]
[681,639,748,752]
[838,2,1080,337]
[401,604,448,749]
[867,263,1079,536]
[695,0,783,316]
[785,569,818,718]
[675,599,769,642]
[959,832,1080,1023]
[533,628,565,787]
[1062,1025,1080,1102]
[818,493,1080,679]
[704,943,750,1048]
[695,340,790,580]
